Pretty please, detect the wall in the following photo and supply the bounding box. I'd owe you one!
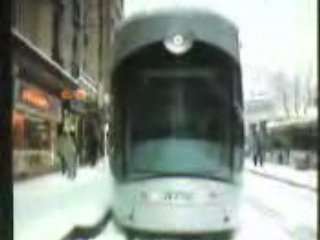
[13,0,123,98]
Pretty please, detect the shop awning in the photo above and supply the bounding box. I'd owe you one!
[268,108,318,131]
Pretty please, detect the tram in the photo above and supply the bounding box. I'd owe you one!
[108,9,245,240]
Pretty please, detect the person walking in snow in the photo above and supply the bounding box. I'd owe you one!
[57,116,78,179]
[258,121,268,166]
[250,124,263,167]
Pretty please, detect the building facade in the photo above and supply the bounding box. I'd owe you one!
[12,0,123,179]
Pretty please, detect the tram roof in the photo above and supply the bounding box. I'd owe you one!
[112,9,240,67]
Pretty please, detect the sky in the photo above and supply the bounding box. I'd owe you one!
[123,0,317,120]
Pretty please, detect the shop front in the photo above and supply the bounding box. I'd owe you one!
[13,80,62,179]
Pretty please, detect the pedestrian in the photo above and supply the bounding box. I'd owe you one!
[84,117,99,167]
[257,142,264,166]
[250,124,260,166]
[57,119,77,179]
[69,126,78,177]
[258,121,268,167]
[57,123,66,175]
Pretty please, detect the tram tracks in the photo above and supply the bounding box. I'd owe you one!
[246,196,316,240]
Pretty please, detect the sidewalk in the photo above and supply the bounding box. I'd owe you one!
[14,157,114,240]
[245,158,317,192]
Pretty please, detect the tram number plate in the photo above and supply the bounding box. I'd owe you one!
[142,190,217,204]
[162,191,192,203]
[143,191,210,204]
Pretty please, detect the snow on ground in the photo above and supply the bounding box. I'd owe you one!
[14,158,114,240]
[94,162,317,240]
[14,157,317,240]
[245,159,317,190]
[238,163,317,240]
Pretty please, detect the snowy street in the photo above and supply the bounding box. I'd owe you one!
[235,163,317,240]
[14,158,317,240]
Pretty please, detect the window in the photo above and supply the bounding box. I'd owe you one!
[13,111,52,151]
[129,75,230,142]
[24,115,51,150]
[12,111,25,150]
[121,69,239,181]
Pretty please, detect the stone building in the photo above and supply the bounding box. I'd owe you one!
[11,0,123,179]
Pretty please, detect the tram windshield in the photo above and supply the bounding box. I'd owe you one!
[111,43,243,181]
[124,71,242,181]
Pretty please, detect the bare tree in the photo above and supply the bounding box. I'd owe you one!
[293,73,300,117]
[303,63,313,114]
[273,71,290,118]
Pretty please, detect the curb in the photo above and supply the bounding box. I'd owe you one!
[248,168,317,192]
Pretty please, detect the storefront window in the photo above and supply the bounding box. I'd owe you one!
[24,115,51,150]
[124,71,239,181]
[13,111,52,151]
[13,111,25,150]
[12,81,61,179]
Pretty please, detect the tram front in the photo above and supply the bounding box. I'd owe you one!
[109,10,244,239]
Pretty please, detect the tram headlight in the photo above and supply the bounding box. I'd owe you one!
[164,33,193,55]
